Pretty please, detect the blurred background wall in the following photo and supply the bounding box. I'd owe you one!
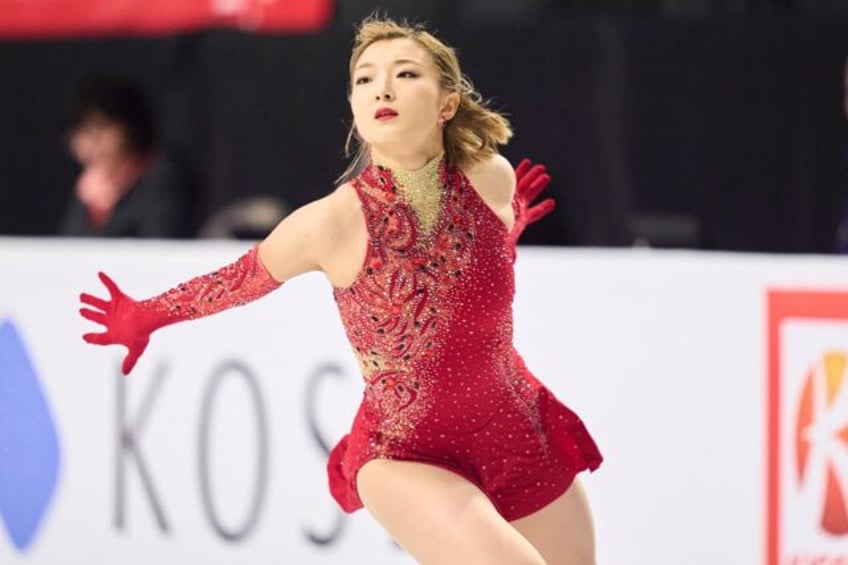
[1,0,847,251]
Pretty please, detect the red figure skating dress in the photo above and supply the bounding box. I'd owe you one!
[328,155,602,521]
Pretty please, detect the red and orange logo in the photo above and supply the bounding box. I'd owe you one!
[794,351,848,536]
[768,290,848,565]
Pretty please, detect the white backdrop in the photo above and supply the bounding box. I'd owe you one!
[1,238,847,564]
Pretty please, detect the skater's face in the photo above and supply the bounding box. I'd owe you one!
[349,38,458,154]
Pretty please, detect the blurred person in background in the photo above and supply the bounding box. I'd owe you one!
[78,16,601,564]
[57,75,191,238]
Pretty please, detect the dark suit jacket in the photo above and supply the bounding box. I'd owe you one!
[58,155,192,238]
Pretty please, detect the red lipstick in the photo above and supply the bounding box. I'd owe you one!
[375,107,398,120]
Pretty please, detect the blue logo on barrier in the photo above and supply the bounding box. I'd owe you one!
[0,319,61,551]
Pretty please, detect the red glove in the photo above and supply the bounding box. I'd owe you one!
[80,245,281,375]
[507,158,555,259]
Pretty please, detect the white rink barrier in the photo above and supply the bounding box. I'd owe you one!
[1,237,848,565]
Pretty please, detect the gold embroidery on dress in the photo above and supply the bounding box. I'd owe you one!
[374,152,444,235]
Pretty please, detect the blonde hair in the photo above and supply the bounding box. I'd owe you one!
[339,16,513,182]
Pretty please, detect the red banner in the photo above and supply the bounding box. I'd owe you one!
[0,0,333,38]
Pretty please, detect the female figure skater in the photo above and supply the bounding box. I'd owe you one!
[79,17,602,564]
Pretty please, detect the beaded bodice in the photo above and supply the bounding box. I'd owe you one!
[371,152,444,235]
[332,157,518,444]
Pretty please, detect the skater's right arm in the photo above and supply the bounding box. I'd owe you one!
[79,184,356,374]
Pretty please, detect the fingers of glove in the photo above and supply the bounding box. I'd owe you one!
[514,158,532,181]
[527,198,556,224]
[517,165,547,194]
[79,308,107,325]
[524,173,551,203]
[122,352,137,375]
[97,272,124,300]
[122,340,148,375]
[83,331,112,345]
[80,292,109,311]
